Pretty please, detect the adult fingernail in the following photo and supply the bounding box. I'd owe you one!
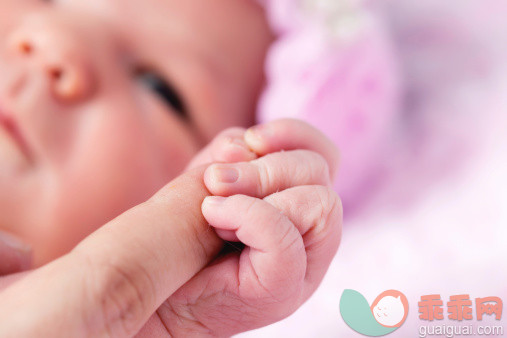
[0,231,31,253]
[203,196,227,207]
[212,165,239,184]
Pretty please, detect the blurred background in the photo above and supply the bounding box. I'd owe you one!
[245,0,507,336]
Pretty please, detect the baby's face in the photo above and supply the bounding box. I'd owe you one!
[0,0,271,265]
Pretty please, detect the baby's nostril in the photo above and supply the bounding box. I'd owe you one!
[19,41,33,55]
[49,67,63,81]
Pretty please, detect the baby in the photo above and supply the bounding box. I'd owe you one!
[0,0,342,336]
[0,0,273,265]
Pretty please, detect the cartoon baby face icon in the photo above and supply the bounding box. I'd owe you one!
[370,290,409,327]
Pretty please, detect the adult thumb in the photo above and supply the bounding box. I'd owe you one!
[0,166,222,337]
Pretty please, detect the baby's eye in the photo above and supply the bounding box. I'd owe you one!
[134,67,187,117]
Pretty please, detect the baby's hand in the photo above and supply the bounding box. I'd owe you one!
[160,119,342,336]
[186,119,339,177]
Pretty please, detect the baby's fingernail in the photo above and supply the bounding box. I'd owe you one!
[203,196,227,207]
[227,136,247,148]
[245,124,272,148]
[225,137,250,154]
[211,165,239,183]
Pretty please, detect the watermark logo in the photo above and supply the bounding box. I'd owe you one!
[340,289,409,336]
[418,294,503,321]
[418,294,503,337]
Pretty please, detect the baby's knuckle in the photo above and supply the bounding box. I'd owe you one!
[306,151,330,184]
[315,187,342,235]
[255,161,275,196]
[240,196,264,218]
[273,211,293,234]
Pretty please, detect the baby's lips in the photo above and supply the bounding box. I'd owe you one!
[0,230,33,274]
[0,230,31,253]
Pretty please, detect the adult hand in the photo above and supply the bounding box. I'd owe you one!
[0,166,223,337]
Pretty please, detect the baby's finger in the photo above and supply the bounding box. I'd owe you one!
[245,119,340,180]
[209,128,257,163]
[264,185,342,301]
[186,128,256,170]
[202,195,306,300]
[205,150,330,198]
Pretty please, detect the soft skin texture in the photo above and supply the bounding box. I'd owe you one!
[0,231,31,275]
[0,166,223,336]
[0,0,273,266]
[0,120,342,337]
[141,120,342,336]
[258,0,400,211]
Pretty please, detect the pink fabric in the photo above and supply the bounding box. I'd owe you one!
[246,0,507,336]
[257,0,401,210]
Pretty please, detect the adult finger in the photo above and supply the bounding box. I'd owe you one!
[0,166,223,337]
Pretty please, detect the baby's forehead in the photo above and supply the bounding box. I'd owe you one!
[78,0,173,31]
[73,0,215,55]
[59,0,184,36]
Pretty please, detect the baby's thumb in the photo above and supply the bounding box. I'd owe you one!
[0,230,32,276]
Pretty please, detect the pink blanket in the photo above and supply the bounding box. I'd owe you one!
[257,0,401,211]
[245,0,507,336]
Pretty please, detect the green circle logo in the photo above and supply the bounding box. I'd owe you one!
[340,289,409,336]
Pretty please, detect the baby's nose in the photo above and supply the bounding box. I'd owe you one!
[6,17,95,103]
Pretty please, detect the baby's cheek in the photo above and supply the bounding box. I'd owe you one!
[29,153,187,266]
[28,189,127,266]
